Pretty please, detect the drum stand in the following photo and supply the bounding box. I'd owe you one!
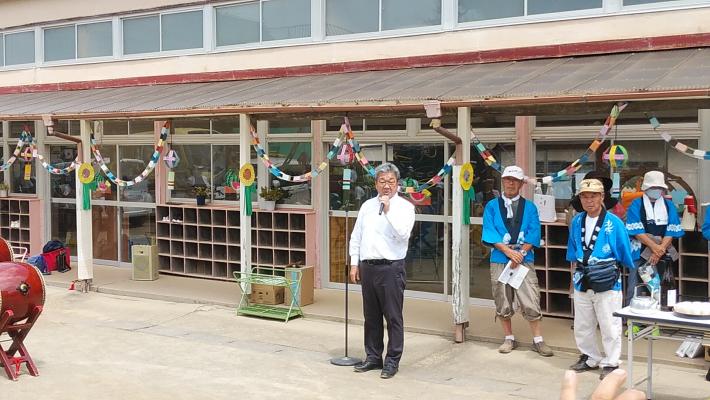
[0,306,43,381]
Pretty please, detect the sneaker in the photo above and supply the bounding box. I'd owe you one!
[498,339,518,354]
[599,366,618,380]
[531,341,554,357]
[569,354,599,372]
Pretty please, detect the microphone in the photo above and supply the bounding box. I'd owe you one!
[379,202,385,215]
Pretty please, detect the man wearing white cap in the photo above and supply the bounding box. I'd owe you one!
[482,166,552,357]
[567,179,635,380]
[625,171,683,307]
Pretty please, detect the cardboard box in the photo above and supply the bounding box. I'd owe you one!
[249,284,284,305]
[284,265,314,306]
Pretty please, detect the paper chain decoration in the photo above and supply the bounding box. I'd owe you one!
[249,123,350,182]
[471,102,628,184]
[0,134,29,171]
[250,117,455,194]
[90,122,169,187]
[649,116,710,160]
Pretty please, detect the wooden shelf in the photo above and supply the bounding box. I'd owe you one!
[0,198,43,255]
[156,205,315,280]
[536,223,710,318]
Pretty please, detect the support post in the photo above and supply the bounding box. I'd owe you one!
[76,120,94,284]
[698,110,710,220]
[452,107,471,342]
[239,114,252,293]
[515,116,536,199]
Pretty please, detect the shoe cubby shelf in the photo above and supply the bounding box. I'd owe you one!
[537,224,710,319]
[0,198,43,256]
[156,204,315,281]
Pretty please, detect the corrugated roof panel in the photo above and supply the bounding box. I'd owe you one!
[649,48,710,91]
[0,48,708,118]
[574,49,699,94]
[503,53,631,98]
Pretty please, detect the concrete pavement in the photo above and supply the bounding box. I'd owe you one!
[1,287,709,400]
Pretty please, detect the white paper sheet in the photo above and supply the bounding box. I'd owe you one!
[497,262,530,290]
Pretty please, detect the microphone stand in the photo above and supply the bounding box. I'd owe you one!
[331,208,362,366]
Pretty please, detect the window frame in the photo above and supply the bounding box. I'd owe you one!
[121,7,206,58]
[1,29,36,69]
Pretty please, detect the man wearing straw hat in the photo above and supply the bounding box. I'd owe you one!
[567,179,635,380]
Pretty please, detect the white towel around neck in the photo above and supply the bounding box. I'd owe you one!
[503,195,521,219]
[642,193,668,225]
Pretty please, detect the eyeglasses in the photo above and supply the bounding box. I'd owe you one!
[376,179,397,187]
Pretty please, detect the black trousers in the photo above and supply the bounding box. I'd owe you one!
[360,259,406,367]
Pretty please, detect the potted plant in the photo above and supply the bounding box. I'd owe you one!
[259,186,290,211]
[192,185,210,206]
[0,182,8,198]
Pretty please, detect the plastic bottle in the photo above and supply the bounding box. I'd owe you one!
[638,263,661,307]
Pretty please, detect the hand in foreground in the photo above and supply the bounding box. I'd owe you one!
[560,369,645,400]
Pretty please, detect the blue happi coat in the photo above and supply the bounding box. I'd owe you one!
[482,197,541,265]
[625,197,684,260]
[566,211,635,292]
[703,211,710,241]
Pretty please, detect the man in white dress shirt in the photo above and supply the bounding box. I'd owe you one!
[349,162,415,379]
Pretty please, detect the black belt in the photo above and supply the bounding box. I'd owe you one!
[362,259,392,265]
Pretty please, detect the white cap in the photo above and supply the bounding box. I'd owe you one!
[502,165,525,181]
[641,171,668,191]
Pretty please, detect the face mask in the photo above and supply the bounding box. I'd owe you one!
[645,188,664,200]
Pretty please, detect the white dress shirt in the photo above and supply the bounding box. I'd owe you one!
[349,194,415,266]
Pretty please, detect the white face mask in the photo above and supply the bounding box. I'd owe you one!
[645,188,664,200]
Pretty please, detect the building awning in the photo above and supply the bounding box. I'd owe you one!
[1,48,709,119]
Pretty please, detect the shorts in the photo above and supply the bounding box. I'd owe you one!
[490,262,542,321]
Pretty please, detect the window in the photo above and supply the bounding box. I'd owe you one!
[267,142,311,205]
[624,0,684,4]
[459,0,601,23]
[216,3,260,46]
[161,11,203,51]
[173,118,210,135]
[51,203,77,257]
[119,146,156,203]
[120,207,156,262]
[326,0,440,36]
[49,145,78,199]
[528,0,602,15]
[326,0,379,36]
[123,15,160,55]
[129,119,156,135]
[458,0,524,22]
[77,22,112,58]
[262,0,311,41]
[44,26,75,62]
[268,120,310,135]
[382,0,442,30]
[171,144,211,199]
[213,145,240,201]
[0,34,4,66]
[93,145,117,201]
[5,31,35,65]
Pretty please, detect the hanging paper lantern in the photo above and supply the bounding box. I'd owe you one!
[163,149,180,169]
[603,145,629,169]
[20,146,33,181]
